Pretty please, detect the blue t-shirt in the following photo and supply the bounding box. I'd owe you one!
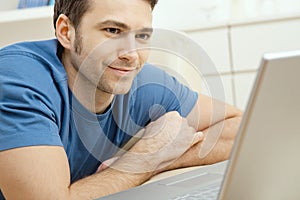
[0,39,198,199]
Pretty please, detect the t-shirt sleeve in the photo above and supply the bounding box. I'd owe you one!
[0,52,63,151]
[131,64,199,123]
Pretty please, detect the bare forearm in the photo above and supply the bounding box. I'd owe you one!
[156,116,242,173]
[197,116,242,164]
[0,146,150,200]
[68,167,152,200]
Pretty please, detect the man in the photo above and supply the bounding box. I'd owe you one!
[0,0,242,199]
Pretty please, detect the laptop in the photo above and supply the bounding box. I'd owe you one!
[98,50,300,200]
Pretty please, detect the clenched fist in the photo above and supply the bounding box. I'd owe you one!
[103,111,203,173]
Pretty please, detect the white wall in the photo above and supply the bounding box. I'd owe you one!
[151,0,300,110]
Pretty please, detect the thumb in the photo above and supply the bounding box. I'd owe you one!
[191,131,204,146]
[96,156,120,173]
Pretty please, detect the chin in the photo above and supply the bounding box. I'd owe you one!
[97,83,132,95]
[112,86,132,95]
[111,78,135,94]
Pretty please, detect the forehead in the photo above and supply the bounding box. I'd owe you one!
[83,0,153,29]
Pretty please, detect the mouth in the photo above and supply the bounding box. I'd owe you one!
[107,66,136,76]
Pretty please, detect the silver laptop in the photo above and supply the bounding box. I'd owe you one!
[98,50,300,200]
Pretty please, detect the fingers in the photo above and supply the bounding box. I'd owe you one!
[143,111,182,140]
[108,111,201,173]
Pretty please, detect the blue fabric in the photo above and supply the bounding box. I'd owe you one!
[0,39,198,199]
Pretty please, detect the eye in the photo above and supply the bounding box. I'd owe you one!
[136,33,151,41]
[104,28,121,35]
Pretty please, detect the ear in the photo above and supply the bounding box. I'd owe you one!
[55,14,74,50]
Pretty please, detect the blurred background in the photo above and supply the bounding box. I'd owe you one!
[1,0,300,110]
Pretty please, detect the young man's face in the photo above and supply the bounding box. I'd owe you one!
[68,0,153,94]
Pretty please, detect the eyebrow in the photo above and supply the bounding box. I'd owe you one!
[96,20,153,33]
[138,27,153,34]
[96,20,130,30]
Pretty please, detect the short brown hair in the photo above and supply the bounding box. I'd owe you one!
[53,0,158,31]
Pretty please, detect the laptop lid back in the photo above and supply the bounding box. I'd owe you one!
[219,50,300,200]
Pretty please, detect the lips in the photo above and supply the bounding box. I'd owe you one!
[107,65,136,76]
[108,66,133,72]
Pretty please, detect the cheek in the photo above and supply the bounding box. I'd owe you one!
[71,50,104,82]
[138,49,150,64]
[70,52,82,71]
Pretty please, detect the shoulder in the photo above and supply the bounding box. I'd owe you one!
[129,63,198,118]
[0,40,68,113]
[0,39,67,82]
[135,63,195,94]
[1,39,57,59]
[136,63,177,87]
[137,63,175,78]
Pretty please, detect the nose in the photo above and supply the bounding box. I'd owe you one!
[118,33,139,62]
